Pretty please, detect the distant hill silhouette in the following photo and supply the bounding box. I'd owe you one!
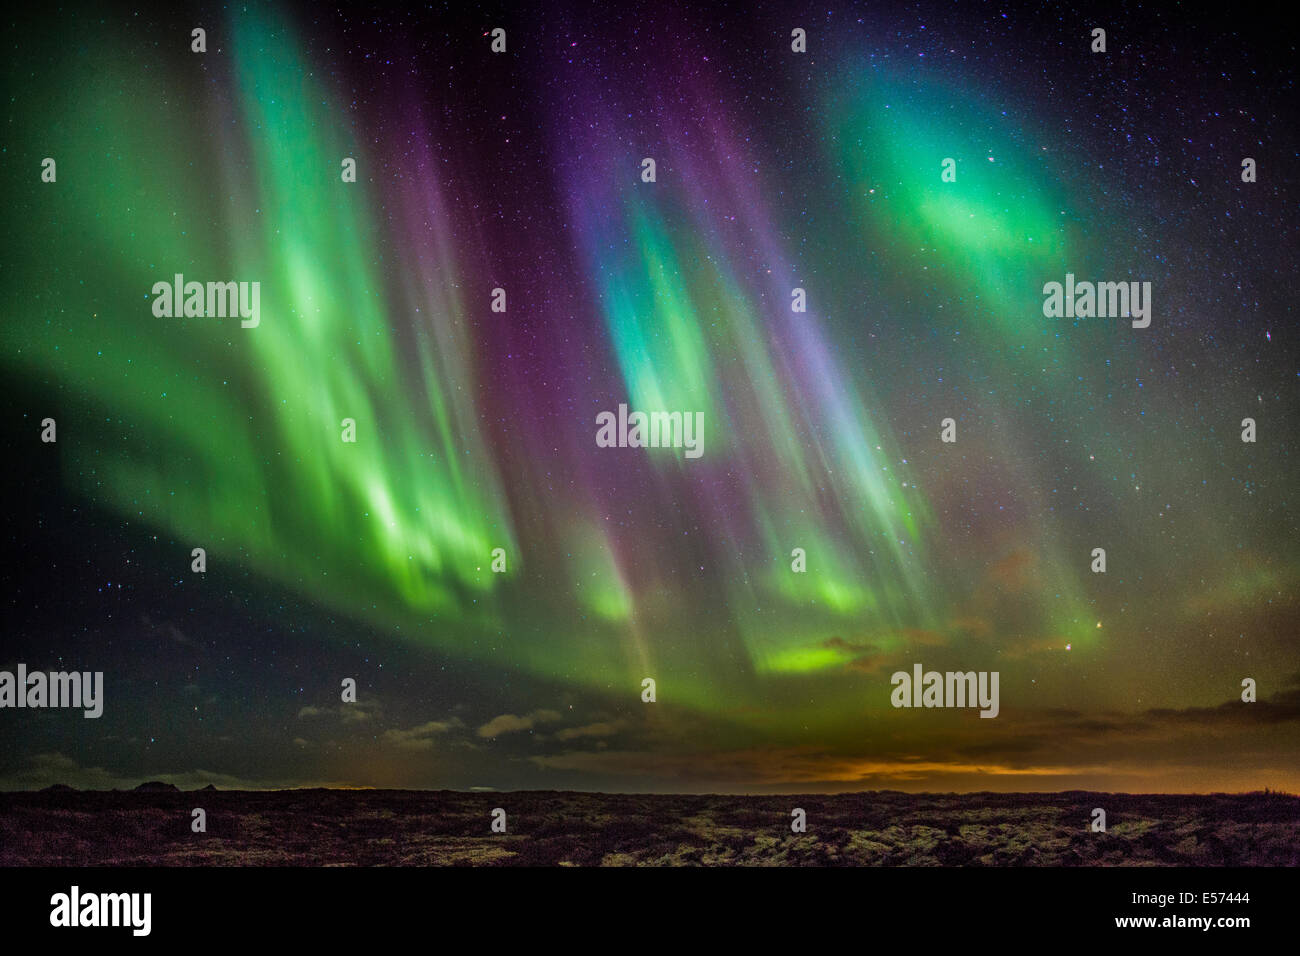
[133,781,180,793]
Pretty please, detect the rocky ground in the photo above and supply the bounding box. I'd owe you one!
[1,786,1296,866]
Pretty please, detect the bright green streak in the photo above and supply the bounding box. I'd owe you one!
[4,10,516,634]
[827,72,1067,332]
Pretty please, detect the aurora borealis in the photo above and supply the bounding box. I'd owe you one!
[2,1,1296,794]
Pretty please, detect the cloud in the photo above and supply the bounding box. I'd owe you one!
[555,719,626,742]
[140,615,200,650]
[520,686,1300,791]
[340,703,379,724]
[382,719,463,752]
[527,747,1113,786]
[822,629,952,674]
[842,653,892,674]
[823,636,874,653]
[297,700,382,723]
[988,549,1036,590]
[477,709,562,738]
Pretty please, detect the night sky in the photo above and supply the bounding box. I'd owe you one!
[2,0,1296,794]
